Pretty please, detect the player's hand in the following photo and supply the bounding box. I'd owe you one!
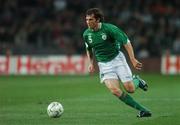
[131,58,142,70]
[88,63,95,73]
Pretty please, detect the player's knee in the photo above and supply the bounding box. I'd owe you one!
[110,88,122,97]
[124,85,135,93]
[125,88,135,93]
[123,82,135,93]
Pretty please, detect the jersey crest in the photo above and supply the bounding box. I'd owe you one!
[101,33,107,40]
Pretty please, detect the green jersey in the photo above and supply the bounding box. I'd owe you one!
[83,23,129,62]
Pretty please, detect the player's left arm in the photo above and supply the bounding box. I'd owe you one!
[124,41,142,70]
[108,24,142,70]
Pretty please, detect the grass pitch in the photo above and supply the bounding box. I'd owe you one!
[0,73,180,125]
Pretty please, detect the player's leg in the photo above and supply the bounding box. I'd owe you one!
[114,54,151,117]
[133,75,148,91]
[116,63,148,92]
[123,81,136,93]
[104,79,123,97]
[122,75,148,92]
[98,56,151,117]
[122,80,152,117]
[117,52,148,92]
[103,78,150,114]
[115,64,138,93]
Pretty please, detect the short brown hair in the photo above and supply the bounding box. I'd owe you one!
[86,8,104,22]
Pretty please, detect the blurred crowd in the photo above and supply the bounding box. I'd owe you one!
[0,0,180,57]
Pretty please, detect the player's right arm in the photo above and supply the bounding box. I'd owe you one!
[83,32,95,73]
[86,49,95,73]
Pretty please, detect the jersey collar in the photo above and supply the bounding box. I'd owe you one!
[90,22,102,32]
[98,22,102,29]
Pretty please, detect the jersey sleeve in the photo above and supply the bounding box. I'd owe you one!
[108,24,130,45]
[83,32,92,51]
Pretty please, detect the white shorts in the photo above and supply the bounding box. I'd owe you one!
[98,52,133,83]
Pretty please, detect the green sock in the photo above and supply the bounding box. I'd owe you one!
[119,92,148,111]
[133,77,140,89]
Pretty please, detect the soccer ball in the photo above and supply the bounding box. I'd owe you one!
[47,102,64,118]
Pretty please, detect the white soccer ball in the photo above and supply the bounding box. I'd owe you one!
[47,102,64,118]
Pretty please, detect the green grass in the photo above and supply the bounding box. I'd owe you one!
[0,73,180,125]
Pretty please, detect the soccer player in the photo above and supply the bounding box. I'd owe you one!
[82,8,152,118]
